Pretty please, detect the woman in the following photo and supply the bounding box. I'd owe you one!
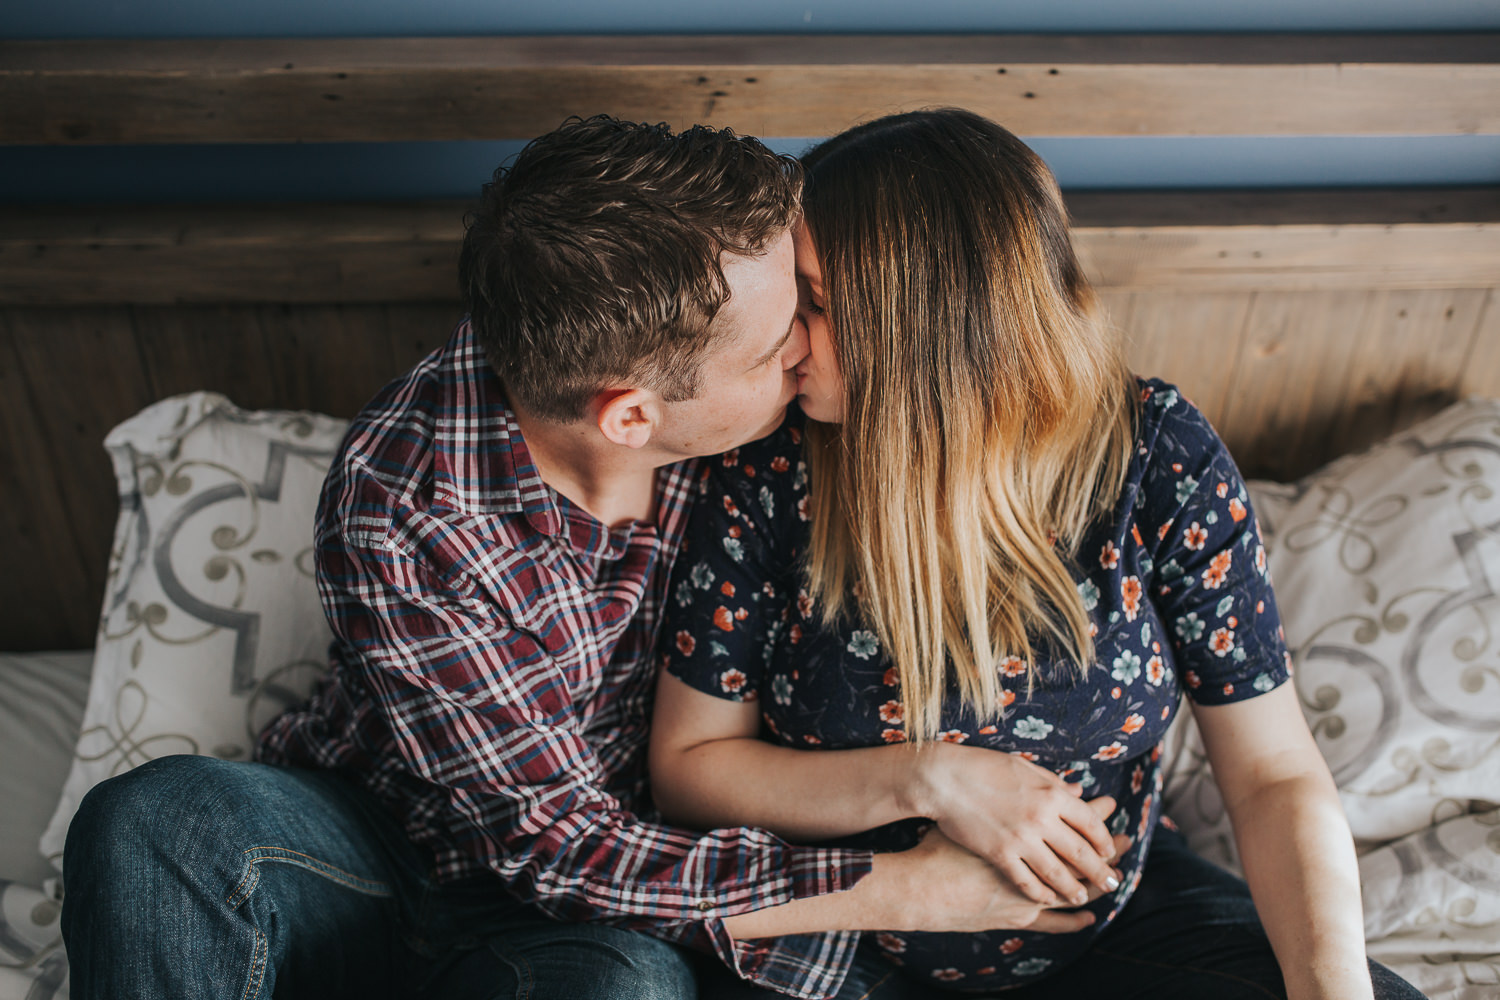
[652,109,1421,999]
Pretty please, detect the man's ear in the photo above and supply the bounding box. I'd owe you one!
[595,387,662,449]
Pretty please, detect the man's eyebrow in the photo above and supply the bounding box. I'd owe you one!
[748,317,796,370]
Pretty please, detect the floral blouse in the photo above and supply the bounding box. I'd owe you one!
[660,380,1291,993]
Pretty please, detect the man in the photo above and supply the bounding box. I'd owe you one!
[62,116,1104,1000]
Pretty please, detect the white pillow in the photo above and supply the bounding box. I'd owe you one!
[1163,397,1500,863]
[39,393,348,869]
[0,650,91,888]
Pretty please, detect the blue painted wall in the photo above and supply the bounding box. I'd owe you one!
[5,1,1498,203]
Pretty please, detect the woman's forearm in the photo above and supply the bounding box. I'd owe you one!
[1226,773,1373,1000]
[652,732,928,838]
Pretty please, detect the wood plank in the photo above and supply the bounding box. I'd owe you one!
[3,191,1496,305]
[1214,291,1379,481]
[4,307,159,649]
[0,313,98,649]
[131,305,282,409]
[0,203,463,306]
[1113,290,1257,438]
[3,34,1496,144]
[1325,290,1492,457]
[1457,289,1500,402]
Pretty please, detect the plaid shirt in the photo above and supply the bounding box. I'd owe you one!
[256,319,871,998]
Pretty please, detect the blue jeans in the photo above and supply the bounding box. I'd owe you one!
[700,825,1426,1000]
[62,755,697,1000]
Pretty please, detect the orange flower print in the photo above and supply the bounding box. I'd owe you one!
[720,669,747,693]
[1228,497,1247,522]
[721,448,740,467]
[876,933,907,953]
[1185,669,1201,688]
[1130,764,1144,793]
[1121,713,1145,735]
[1000,689,1016,708]
[1216,482,1229,498]
[1202,550,1231,589]
[938,730,969,744]
[770,455,790,473]
[879,700,905,725]
[797,589,814,619]
[788,624,803,644]
[1014,751,1038,761]
[727,524,742,539]
[789,427,802,445]
[712,606,735,631]
[1000,655,1027,678]
[979,725,998,735]
[881,729,907,743]
[1223,683,1235,696]
[1171,462,1183,473]
[675,631,696,656]
[1111,686,1122,699]
[797,496,810,522]
[722,495,740,518]
[1183,522,1208,551]
[1157,519,1173,541]
[1146,655,1166,685]
[883,666,900,687]
[1209,626,1236,657]
[932,970,965,983]
[720,581,736,598]
[1000,938,1024,955]
[1138,794,1154,839]
[1121,576,1143,621]
[1099,541,1120,569]
[978,966,997,976]
[1131,524,1144,547]
[1151,744,1163,763]
[803,734,822,745]
[1093,741,1128,761]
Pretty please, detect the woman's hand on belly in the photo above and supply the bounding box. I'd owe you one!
[910,744,1126,906]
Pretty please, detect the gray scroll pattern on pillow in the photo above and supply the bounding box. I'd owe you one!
[0,880,67,999]
[39,394,350,870]
[1160,398,1500,1000]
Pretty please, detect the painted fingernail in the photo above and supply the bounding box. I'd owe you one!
[1104,876,1120,891]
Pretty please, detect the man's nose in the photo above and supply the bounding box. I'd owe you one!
[783,322,811,370]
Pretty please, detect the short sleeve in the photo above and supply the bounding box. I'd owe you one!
[661,417,807,703]
[1135,384,1291,706]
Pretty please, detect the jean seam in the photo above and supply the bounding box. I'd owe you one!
[1090,945,1283,998]
[226,846,394,908]
[239,928,268,1000]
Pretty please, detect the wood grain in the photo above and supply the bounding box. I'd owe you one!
[3,35,1496,143]
[4,191,1496,305]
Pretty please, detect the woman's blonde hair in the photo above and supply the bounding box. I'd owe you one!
[800,109,1138,743]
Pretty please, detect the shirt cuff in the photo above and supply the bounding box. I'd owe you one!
[700,845,874,1000]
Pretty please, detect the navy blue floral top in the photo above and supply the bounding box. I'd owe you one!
[661,380,1291,993]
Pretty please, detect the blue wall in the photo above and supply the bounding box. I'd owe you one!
[5,1,1498,203]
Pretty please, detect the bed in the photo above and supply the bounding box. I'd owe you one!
[1,33,1497,999]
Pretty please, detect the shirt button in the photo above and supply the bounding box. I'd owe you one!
[696,900,714,912]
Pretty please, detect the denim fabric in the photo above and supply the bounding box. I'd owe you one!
[699,826,1426,1000]
[62,755,697,1000]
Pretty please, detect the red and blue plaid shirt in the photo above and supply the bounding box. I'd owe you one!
[256,319,870,998]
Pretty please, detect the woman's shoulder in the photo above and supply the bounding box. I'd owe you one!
[1131,377,1236,474]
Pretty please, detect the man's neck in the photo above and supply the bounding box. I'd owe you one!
[512,408,660,529]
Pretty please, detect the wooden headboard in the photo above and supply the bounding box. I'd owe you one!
[3,34,1497,650]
